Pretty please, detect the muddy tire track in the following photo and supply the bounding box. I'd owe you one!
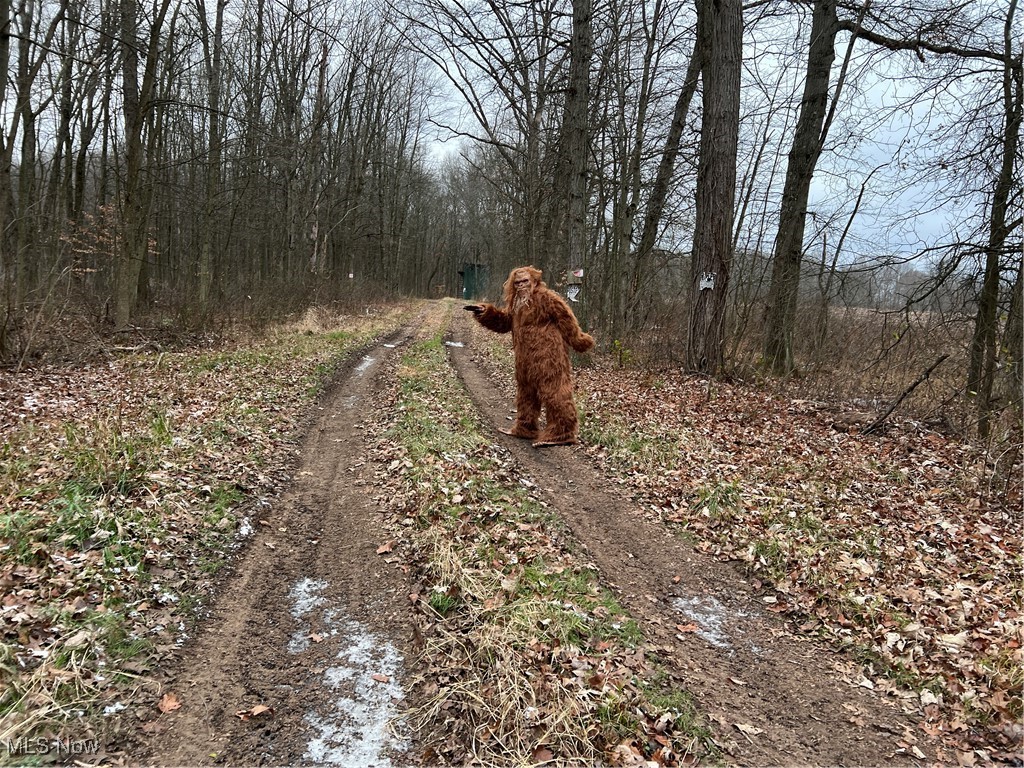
[129,322,423,766]
[446,310,930,767]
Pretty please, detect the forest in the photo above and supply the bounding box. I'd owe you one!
[0,0,1022,762]
[0,0,1020,438]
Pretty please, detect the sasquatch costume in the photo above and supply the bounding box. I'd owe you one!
[465,266,595,447]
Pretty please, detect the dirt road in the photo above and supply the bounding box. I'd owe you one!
[132,322,420,766]
[130,305,928,766]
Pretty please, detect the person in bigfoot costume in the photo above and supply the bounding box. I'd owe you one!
[465,266,595,447]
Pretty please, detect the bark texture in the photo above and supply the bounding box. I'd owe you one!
[685,0,742,374]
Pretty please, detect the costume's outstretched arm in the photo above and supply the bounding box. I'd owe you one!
[465,303,512,334]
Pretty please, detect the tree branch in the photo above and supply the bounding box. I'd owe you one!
[863,354,950,434]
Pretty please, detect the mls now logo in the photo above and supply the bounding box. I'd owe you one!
[5,737,99,757]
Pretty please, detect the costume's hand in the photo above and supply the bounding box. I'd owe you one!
[464,304,484,316]
[573,333,596,353]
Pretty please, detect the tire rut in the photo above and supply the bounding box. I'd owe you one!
[446,309,931,767]
[131,319,425,766]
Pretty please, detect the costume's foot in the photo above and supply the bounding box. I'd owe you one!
[500,426,538,439]
[532,437,576,448]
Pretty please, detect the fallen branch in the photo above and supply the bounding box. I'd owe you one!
[863,354,949,435]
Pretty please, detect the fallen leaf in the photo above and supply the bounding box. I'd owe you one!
[157,693,181,713]
[64,629,92,649]
[675,623,699,633]
[376,540,395,555]
[956,751,977,766]
[532,746,555,764]
[371,673,391,683]
[236,704,274,720]
[310,632,324,643]
[734,723,764,736]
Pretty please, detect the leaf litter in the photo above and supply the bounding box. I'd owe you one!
[570,367,1022,761]
[5,297,1018,765]
[0,305,411,751]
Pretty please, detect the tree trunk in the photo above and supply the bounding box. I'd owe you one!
[761,0,839,374]
[197,0,226,311]
[0,0,13,328]
[114,0,171,327]
[630,45,701,326]
[685,0,741,374]
[561,0,592,279]
[1004,254,1023,405]
[968,0,1020,438]
[115,0,145,326]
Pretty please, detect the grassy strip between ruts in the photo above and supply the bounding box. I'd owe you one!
[0,304,413,761]
[366,303,716,766]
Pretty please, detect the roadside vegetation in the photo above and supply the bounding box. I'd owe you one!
[467,321,1021,763]
[366,303,716,765]
[0,305,411,758]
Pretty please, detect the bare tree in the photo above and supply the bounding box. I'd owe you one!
[629,43,701,330]
[967,0,1021,437]
[556,0,591,279]
[686,0,742,373]
[195,0,226,311]
[114,0,174,326]
[404,0,568,271]
[760,0,841,374]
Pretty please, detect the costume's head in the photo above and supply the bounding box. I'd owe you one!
[503,266,544,310]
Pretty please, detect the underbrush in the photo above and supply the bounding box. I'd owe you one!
[0,304,412,758]
[367,304,715,765]
[573,368,1022,760]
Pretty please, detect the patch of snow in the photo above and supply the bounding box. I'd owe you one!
[287,578,408,765]
[103,702,126,716]
[672,595,748,649]
[237,517,254,537]
[288,630,311,654]
[382,344,397,348]
[355,355,376,374]
[289,577,328,618]
[305,618,408,766]
[443,341,464,348]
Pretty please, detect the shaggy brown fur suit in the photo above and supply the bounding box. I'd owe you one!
[466,266,595,447]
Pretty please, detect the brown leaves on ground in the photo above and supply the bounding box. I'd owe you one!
[364,328,712,766]
[235,704,273,720]
[573,367,1021,760]
[157,693,182,714]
